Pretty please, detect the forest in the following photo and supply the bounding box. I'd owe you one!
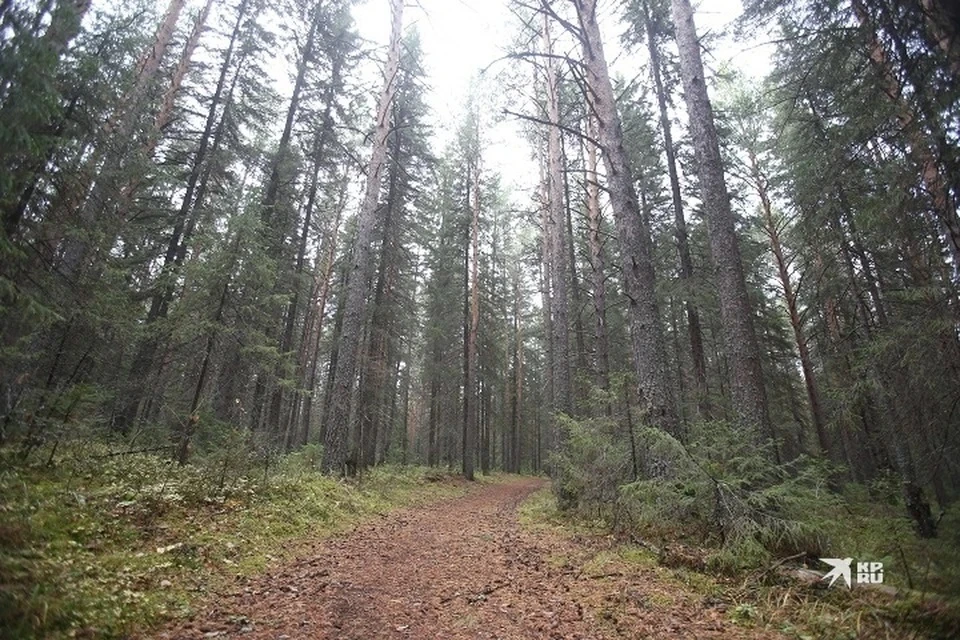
[1,0,960,637]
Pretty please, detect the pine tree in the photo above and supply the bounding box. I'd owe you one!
[322,0,404,475]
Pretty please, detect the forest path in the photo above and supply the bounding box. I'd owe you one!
[154,477,780,639]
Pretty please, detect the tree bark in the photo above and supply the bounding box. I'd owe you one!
[670,0,774,448]
[359,101,403,469]
[561,133,588,406]
[749,151,829,453]
[321,0,403,475]
[642,0,709,417]
[509,264,524,473]
[583,114,610,398]
[574,0,680,439]
[59,0,184,275]
[298,172,347,447]
[144,0,214,159]
[543,14,572,423]
[463,152,480,481]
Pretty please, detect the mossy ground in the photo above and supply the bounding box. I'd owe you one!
[519,486,960,640]
[0,444,472,639]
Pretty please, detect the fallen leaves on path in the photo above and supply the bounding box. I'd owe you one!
[152,477,782,639]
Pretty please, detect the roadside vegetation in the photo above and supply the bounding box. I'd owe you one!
[542,416,960,639]
[0,443,467,639]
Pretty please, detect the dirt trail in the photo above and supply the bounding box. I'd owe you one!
[155,477,780,639]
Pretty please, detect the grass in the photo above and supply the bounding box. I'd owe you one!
[0,443,472,639]
[518,485,960,639]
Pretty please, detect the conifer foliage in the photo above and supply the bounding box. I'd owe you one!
[0,0,958,557]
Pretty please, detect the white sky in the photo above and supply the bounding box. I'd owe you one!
[350,0,774,198]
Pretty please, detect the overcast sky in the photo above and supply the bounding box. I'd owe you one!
[349,0,773,196]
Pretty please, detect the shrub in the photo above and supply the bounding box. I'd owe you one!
[550,413,632,516]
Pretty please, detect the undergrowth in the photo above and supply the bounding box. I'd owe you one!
[0,442,467,639]
[545,417,960,638]
[523,486,960,639]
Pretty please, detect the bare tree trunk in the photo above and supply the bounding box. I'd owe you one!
[574,0,680,439]
[561,133,588,405]
[509,269,523,473]
[298,177,346,447]
[427,343,441,466]
[642,0,709,417]
[359,108,403,469]
[463,153,481,481]
[59,0,185,275]
[144,0,214,158]
[321,0,403,475]
[539,178,555,419]
[543,15,572,421]
[123,0,186,130]
[750,152,829,453]
[671,0,774,449]
[583,115,610,398]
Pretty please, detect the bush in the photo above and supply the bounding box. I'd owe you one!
[550,413,632,515]
[549,417,838,571]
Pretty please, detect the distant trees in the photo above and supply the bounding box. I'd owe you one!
[0,0,956,539]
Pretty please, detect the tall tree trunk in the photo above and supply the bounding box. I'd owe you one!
[321,0,403,475]
[298,175,346,447]
[178,270,230,466]
[260,7,321,229]
[750,151,829,453]
[642,0,709,417]
[539,181,555,421]
[359,105,403,470]
[251,5,324,434]
[427,342,441,466]
[561,133,588,404]
[268,52,344,437]
[59,0,185,275]
[121,0,186,133]
[144,0,214,158]
[509,270,523,473]
[583,114,610,398]
[319,261,349,445]
[543,15,572,421]
[464,153,480,481]
[671,0,774,450]
[574,0,680,439]
[115,0,250,431]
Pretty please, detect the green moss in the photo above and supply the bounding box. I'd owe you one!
[519,478,960,639]
[0,447,469,640]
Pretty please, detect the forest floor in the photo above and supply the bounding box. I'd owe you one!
[152,477,781,639]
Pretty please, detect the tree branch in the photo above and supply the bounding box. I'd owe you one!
[502,108,601,148]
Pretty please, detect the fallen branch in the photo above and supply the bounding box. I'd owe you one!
[584,571,624,580]
[97,445,177,458]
